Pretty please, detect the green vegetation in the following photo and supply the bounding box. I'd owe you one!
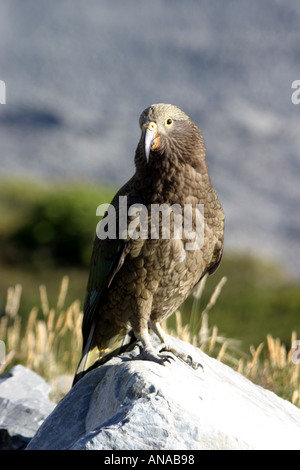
[1,275,299,406]
[0,178,114,315]
[0,179,299,404]
[0,178,115,268]
[180,253,300,352]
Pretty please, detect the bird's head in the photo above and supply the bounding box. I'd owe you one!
[137,103,205,168]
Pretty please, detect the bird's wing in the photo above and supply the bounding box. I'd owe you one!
[73,178,142,384]
[81,235,127,348]
[81,178,143,342]
[73,234,128,384]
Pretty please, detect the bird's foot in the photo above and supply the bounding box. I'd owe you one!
[160,345,203,371]
[149,322,203,371]
[136,344,175,366]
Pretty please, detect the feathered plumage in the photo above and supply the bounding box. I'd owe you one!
[73,103,224,385]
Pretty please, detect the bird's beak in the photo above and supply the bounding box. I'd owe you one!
[143,122,158,162]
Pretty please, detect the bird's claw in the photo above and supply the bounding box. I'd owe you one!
[160,346,203,371]
[186,355,203,371]
[136,346,175,366]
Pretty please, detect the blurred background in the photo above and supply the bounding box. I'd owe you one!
[0,0,300,364]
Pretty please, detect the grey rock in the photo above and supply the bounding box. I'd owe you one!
[0,365,56,450]
[27,337,300,450]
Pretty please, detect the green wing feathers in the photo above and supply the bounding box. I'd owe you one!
[73,182,137,385]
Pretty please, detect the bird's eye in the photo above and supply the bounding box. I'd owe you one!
[165,118,173,127]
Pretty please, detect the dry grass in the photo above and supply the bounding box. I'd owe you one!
[0,276,83,381]
[0,275,299,407]
[164,275,300,408]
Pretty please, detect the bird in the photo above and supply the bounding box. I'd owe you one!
[73,103,224,385]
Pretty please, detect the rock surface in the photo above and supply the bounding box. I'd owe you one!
[0,365,56,450]
[26,337,300,450]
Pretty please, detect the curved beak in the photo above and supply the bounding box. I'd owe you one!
[144,127,156,162]
[142,122,158,162]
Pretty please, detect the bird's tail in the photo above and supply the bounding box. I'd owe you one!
[72,325,135,386]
